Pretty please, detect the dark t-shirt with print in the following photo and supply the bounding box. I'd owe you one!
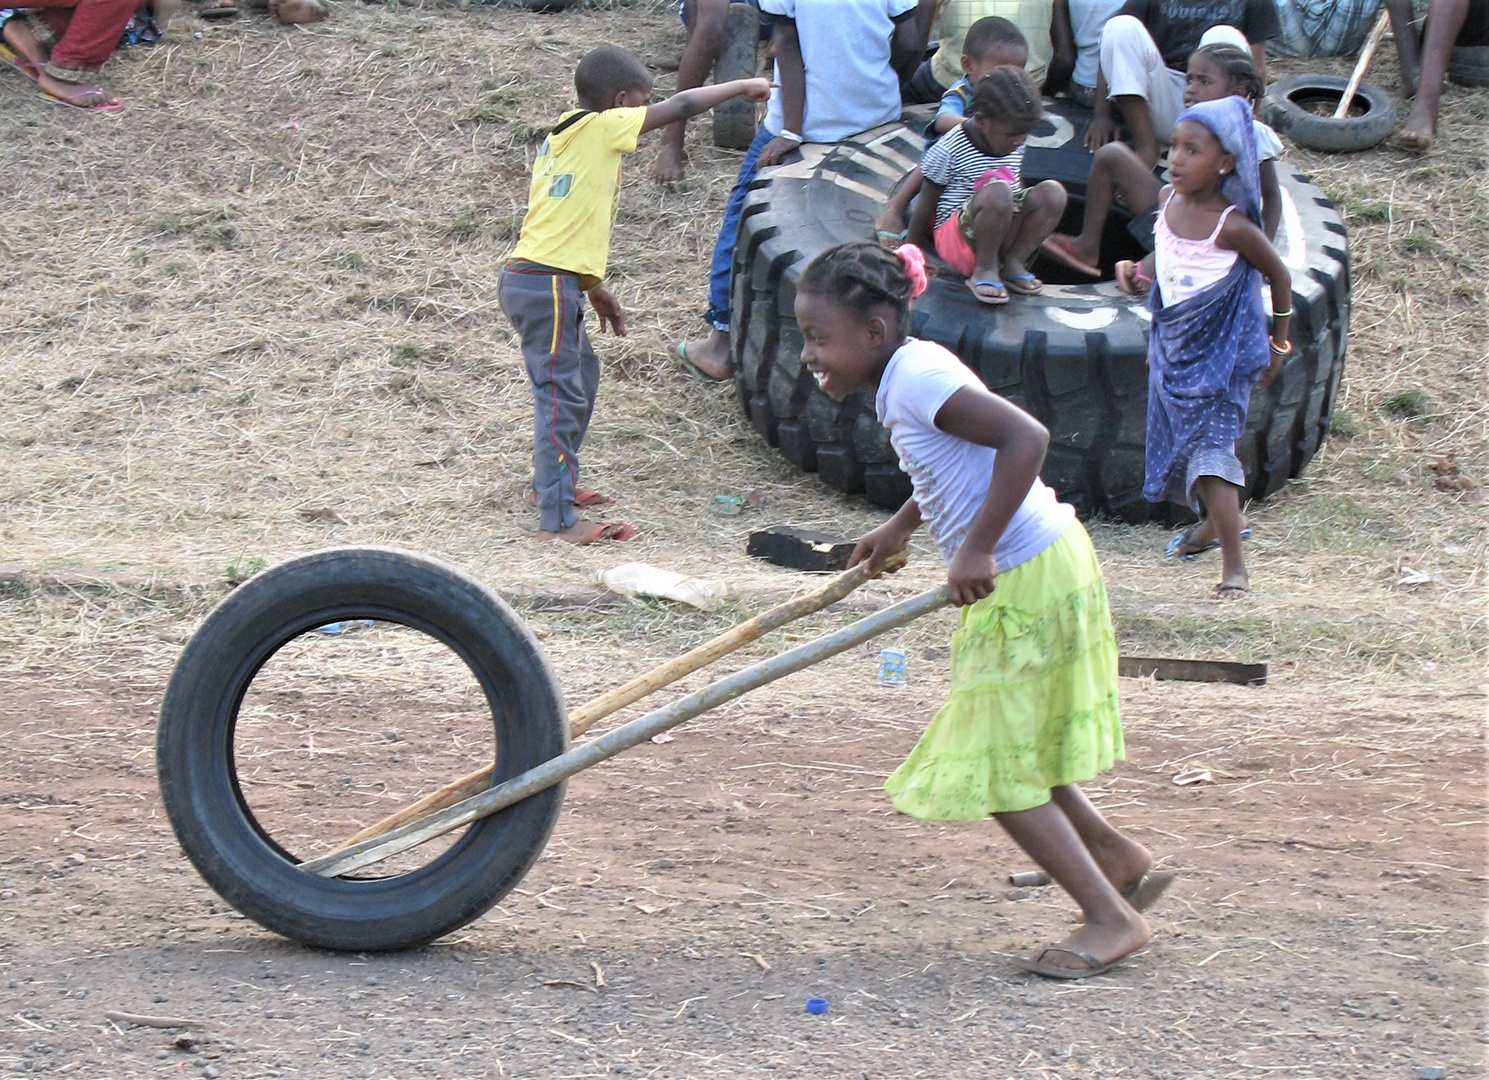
[1117,0,1281,70]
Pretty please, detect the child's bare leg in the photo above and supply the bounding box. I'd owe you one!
[1194,476,1249,597]
[1055,143,1160,268]
[966,181,1013,290]
[1110,93,1162,169]
[654,0,732,184]
[2,17,48,70]
[874,168,922,243]
[1049,786,1152,891]
[999,180,1067,291]
[996,800,1150,973]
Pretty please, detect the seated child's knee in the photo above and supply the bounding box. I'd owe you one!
[1030,180,1069,212]
[972,181,1014,214]
[1101,14,1146,49]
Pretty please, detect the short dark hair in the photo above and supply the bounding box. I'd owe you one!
[1190,44,1264,105]
[798,242,916,336]
[963,15,1027,60]
[574,46,650,110]
[970,65,1042,131]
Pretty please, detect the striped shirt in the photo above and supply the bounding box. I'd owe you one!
[919,124,1026,229]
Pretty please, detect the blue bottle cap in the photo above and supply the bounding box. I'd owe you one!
[805,997,828,1014]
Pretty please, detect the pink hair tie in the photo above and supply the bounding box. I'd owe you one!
[894,244,928,299]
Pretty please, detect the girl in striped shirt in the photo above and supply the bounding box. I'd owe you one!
[909,66,1069,305]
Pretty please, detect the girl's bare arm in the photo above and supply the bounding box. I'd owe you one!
[1219,212,1292,385]
[909,178,943,250]
[933,386,1050,605]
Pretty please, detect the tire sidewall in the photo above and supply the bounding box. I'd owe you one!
[157,548,567,951]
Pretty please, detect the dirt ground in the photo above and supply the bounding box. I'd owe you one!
[0,1,1485,1078]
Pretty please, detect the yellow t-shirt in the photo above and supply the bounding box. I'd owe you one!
[930,0,1052,88]
[510,106,648,284]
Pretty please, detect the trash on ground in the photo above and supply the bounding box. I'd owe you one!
[598,562,729,610]
[1172,767,1214,786]
[805,998,828,1015]
[711,494,744,516]
[876,647,907,687]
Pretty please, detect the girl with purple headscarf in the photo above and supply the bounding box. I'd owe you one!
[1115,95,1292,600]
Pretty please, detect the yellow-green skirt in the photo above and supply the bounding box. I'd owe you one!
[884,522,1122,819]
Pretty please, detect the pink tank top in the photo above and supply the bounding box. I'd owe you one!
[1154,195,1239,306]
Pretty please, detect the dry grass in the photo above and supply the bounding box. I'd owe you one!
[0,3,1484,693]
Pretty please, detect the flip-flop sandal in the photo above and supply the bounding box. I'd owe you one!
[195,0,239,18]
[526,487,616,510]
[676,341,726,382]
[0,42,41,82]
[1039,235,1101,278]
[966,278,1008,306]
[1211,582,1250,600]
[1004,269,1043,295]
[1018,946,1130,980]
[874,227,909,246]
[41,88,124,112]
[1166,525,1252,560]
[1123,869,1176,913]
[572,521,635,545]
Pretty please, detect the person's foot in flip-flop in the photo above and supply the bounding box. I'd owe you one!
[1003,266,1043,295]
[1,18,46,80]
[1019,911,1150,980]
[1040,233,1101,278]
[268,0,327,23]
[1076,832,1174,919]
[1211,574,1250,601]
[677,331,730,381]
[967,277,1008,305]
[1167,516,1249,560]
[538,519,636,545]
[37,70,122,111]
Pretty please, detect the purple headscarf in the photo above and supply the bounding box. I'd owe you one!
[1174,95,1262,229]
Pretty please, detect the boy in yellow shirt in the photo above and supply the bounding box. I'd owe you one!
[500,46,768,545]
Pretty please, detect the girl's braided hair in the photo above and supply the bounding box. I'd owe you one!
[1191,43,1264,105]
[970,64,1043,131]
[798,243,925,332]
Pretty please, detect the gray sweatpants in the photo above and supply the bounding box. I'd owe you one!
[497,266,601,533]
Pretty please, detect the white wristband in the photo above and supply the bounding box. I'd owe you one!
[778,129,803,143]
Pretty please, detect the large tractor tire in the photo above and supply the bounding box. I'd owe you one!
[730,100,1350,521]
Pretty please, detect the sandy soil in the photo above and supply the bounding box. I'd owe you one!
[1,642,1483,1078]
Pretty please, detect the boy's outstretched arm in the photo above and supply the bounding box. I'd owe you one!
[934,386,1050,606]
[641,77,771,135]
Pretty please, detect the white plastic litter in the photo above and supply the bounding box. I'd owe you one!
[598,563,730,611]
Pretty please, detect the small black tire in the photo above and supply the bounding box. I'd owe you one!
[156,547,568,952]
[712,2,761,150]
[1448,45,1489,87]
[1262,74,1397,153]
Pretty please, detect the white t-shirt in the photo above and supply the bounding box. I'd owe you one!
[1070,0,1126,89]
[760,0,916,144]
[1252,118,1283,162]
[875,338,1075,569]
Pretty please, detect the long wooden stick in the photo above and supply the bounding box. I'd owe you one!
[304,585,949,878]
[340,553,907,846]
[1334,9,1390,119]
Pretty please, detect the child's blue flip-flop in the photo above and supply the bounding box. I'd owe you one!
[1004,268,1042,295]
[967,278,1008,305]
[1166,524,1252,560]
